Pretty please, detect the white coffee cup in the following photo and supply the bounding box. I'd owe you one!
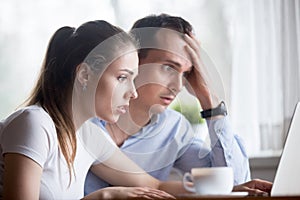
[183,167,234,195]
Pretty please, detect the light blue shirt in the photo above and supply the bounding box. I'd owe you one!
[84,109,250,195]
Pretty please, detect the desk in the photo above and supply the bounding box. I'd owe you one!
[175,194,300,200]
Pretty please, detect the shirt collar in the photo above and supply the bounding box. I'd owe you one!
[148,113,159,126]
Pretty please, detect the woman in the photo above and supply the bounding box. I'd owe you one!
[0,20,180,199]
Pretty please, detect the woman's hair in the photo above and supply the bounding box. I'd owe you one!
[24,20,138,183]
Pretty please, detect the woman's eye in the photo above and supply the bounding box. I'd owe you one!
[117,75,127,82]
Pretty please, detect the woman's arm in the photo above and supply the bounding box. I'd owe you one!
[3,153,42,200]
[90,148,187,196]
[83,186,176,199]
[88,148,273,198]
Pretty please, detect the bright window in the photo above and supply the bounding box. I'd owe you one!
[1,0,299,157]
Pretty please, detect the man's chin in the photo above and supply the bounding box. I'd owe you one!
[149,104,167,114]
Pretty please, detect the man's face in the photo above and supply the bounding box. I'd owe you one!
[133,30,192,114]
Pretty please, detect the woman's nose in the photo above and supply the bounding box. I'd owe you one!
[130,90,138,99]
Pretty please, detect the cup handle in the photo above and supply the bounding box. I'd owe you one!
[183,172,196,193]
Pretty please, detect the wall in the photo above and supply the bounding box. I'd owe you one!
[249,156,280,182]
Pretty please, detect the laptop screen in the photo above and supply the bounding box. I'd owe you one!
[271,102,300,196]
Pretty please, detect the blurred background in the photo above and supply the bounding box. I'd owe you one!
[0,0,299,180]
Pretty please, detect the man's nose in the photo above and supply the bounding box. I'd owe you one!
[169,73,183,94]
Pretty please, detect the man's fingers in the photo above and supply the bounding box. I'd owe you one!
[184,34,201,55]
[233,179,273,195]
[251,179,273,192]
[184,45,208,82]
[184,45,199,69]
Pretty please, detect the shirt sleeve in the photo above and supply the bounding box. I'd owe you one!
[174,116,251,185]
[77,120,118,165]
[207,116,251,184]
[1,109,54,168]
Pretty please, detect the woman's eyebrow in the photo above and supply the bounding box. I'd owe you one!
[120,69,134,75]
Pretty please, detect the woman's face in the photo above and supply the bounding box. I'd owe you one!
[94,50,139,122]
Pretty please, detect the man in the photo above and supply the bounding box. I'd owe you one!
[85,14,254,194]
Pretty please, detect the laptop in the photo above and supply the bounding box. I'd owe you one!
[271,102,300,196]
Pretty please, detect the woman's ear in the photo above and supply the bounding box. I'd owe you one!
[76,63,93,91]
[76,63,90,86]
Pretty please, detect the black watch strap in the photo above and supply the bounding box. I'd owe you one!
[200,101,227,119]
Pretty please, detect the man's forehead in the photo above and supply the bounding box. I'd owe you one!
[152,29,190,61]
[142,49,192,69]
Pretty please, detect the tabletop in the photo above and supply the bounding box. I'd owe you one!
[175,194,300,200]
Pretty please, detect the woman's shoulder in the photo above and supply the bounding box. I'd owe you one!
[18,104,51,118]
[2,105,51,126]
[0,105,57,168]
[22,105,52,122]
[0,105,56,139]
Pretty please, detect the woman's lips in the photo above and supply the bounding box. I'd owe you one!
[116,105,129,114]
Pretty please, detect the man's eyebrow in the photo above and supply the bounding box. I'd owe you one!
[165,60,193,71]
[164,59,182,68]
[120,69,134,75]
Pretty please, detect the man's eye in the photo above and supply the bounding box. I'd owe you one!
[162,65,173,72]
[117,75,127,82]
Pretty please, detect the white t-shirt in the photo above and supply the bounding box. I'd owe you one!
[0,105,116,199]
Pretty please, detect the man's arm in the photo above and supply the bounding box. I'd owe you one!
[174,114,250,184]
[207,116,251,184]
[173,33,251,184]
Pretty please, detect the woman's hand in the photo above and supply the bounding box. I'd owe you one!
[233,179,273,196]
[83,186,175,199]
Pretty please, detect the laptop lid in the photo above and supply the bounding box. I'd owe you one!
[271,102,300,196]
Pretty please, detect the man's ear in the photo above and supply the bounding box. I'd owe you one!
[76,63,90,85]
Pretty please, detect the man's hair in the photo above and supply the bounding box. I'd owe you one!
[131,13,194,59]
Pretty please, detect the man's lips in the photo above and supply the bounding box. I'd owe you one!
[160,95,175,105]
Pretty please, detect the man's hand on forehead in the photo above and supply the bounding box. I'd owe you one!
[154,28,192,62]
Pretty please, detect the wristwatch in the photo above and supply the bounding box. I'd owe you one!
[200,101,228,119]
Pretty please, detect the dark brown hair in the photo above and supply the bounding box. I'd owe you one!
[131,13,193,59]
